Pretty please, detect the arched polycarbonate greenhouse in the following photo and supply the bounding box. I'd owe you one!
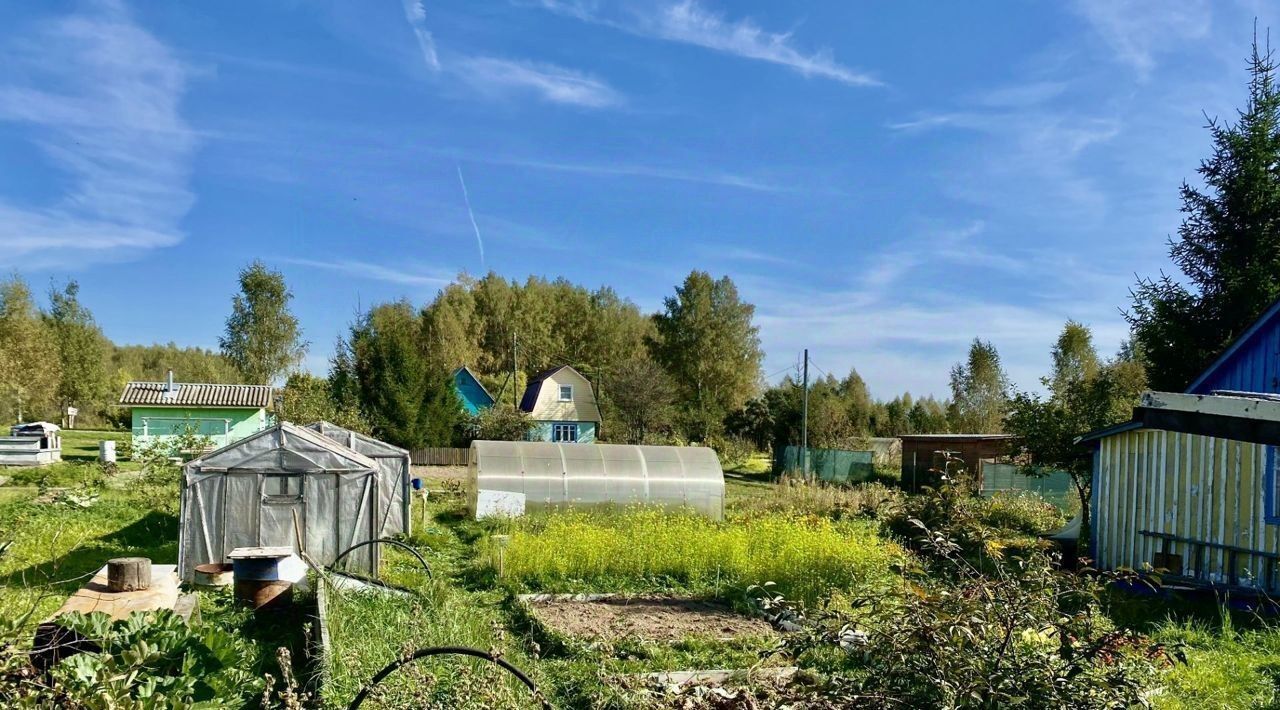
[468,440,725,520]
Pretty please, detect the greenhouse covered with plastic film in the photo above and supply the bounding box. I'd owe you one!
[305,420,412,537]
[467,440,725,520]
[177,422,388,581]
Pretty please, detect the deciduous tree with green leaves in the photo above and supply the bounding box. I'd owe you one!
[599,356,676,444]
[1128,40,1280,391]
[947,338,1009,433]
[0,275,61,422]
[219,261,307,384]
[278,372,369,433]
[650,271,763,440]
[45,280,110,420]
[1005,322,1147,544]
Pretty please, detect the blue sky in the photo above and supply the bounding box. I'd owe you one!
[0,0,1274,397]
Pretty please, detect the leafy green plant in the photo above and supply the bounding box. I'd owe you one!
[130,422,213,513]
[764,521,1180,709]
[970,490,1066,536]
[25,610,263,708]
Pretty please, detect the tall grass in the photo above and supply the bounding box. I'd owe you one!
[1152,616,1280,709]
[322,581,543,709]
[728,479,903,521]
[489,508,904,606]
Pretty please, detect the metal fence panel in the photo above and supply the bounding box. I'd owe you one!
[979,462,1074,508]
[777,445,875,484]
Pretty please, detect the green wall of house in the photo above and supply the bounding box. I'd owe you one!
[131,407,268,450]
[527,420,597,443]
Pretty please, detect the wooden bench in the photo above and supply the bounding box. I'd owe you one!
[1139,529,1280,590]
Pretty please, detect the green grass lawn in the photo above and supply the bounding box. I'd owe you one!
[1,429,139,488]
[59,428,131,462]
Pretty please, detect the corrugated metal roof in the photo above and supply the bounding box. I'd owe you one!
[119,381,272,408]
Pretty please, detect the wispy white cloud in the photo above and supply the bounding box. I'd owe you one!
[279,258,454,287]
[714,246,798,266]
[453,56,623,107]
[474,154,781,190]
[650,1,880,86]
[973,81,1069,108]
[889,103,1122,216]
[0,0,197,268]
[401,0,440,72]
[537,0,879,87]
[1071,0,1211,77]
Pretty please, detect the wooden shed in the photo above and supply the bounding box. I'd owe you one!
[899,433,1013,492]
[1080,391,1280,592]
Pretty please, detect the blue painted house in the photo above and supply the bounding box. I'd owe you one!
[453,366,495,415]
[519,365,600,443]
[1187,298,1280,395]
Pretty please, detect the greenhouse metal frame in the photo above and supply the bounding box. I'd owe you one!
[177,422,385,581]
[305,421,412,537]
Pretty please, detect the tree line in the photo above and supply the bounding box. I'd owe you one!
[0,261,303,428]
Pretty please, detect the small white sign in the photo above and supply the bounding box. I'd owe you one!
[66,407,78,416]
[476,489,526,519]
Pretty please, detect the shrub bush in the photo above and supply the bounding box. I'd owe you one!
[705,434,755,470]
[970,490,1067,536]
[763,522,1177,709]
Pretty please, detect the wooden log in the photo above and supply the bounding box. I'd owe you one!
[106,557,151,592]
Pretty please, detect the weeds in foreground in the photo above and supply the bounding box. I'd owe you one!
[761,521,1181,709]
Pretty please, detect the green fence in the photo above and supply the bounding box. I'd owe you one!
[777,445,875,484]
[980,462,1074,509]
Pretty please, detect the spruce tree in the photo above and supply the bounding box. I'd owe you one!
[1128,39,1280,390]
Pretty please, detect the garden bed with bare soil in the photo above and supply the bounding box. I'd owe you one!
[520,594,775,642]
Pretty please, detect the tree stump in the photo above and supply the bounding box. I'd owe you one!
[106,557,151,592]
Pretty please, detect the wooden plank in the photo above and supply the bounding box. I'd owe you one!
[46,564,181,621]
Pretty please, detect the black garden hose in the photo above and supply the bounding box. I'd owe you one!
[346,645,551,709]
[328,538,432,579]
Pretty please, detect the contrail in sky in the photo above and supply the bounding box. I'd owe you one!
[456,164,485,270]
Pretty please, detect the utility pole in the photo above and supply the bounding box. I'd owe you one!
[512,333,519,409]
[801,348,809,482]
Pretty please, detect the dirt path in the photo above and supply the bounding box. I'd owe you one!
[528,596,775,642]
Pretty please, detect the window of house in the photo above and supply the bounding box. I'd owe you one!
[264,474,303,502]
[553,423,579,443]
[559,384,573,401]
